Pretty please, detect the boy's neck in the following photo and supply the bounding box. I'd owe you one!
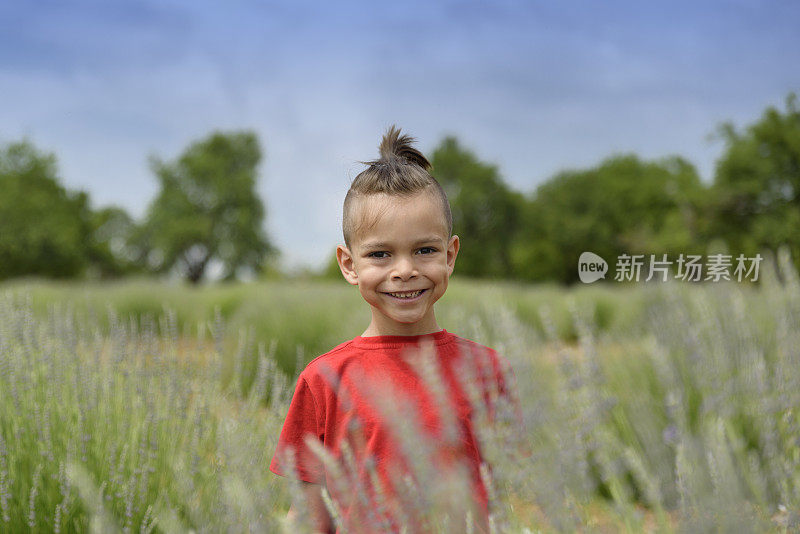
[361,312,442,337]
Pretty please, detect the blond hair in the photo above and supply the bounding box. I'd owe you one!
[342,125,452,247]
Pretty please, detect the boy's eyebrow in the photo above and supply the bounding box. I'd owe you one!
[413,236,445,245]
[361,242,389,250]
[361,237,444,250]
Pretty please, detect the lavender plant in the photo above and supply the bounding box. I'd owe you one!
[0,294,292,532]
[0,254,798,532]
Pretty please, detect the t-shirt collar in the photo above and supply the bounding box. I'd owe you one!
[352,329,452,348]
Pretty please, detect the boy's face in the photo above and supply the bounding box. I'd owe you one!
[337,191,459,336]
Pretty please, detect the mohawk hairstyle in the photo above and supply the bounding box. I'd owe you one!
[370,125,431,170]
[342,125,452,247]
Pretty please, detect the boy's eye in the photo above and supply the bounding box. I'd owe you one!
[417,247,437,255]
[367,251,389,258]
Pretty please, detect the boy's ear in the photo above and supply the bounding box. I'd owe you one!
[446,235,460,275]
[336,245,359,285]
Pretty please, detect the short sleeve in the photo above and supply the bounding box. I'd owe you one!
[269,376,325,484]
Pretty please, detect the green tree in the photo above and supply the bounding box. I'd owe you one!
[86,206,142,278]
[0,140,93,280]
[141,131,275,284]
[709,93,800,267]
[514,154,705,283]
[430,136,522,278]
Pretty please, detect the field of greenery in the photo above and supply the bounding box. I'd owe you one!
[1,254,800,532]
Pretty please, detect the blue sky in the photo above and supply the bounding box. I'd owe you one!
[2,0,799,270]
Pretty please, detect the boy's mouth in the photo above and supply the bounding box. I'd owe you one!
[384,289,427,300]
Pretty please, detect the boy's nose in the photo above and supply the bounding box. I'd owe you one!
[391,256,418,280]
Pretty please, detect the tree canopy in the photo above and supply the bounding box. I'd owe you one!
[0,141,93,280]
[140,131,275,284]
[514,154,706,283]
[431,136,523,278]
[708,94,800,267]
[86,206,140,278]
[2,94,798,284]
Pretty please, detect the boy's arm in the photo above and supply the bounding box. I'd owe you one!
[288,481,334,534]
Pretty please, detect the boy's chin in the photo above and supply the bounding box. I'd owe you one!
[381,312,438,332]
[381,314,424,326]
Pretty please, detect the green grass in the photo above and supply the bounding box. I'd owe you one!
[1,264,799,532]
[0,276,656,374]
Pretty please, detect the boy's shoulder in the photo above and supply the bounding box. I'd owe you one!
[293,339,351,384]
[303,338,358,371]
[448,334,509,377]
[448,333,497,354]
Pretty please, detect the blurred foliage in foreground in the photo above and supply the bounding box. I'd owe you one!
[1,255,800,531]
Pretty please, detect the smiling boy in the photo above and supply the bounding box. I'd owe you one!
[270,126,510,533]
[338,188,457,337]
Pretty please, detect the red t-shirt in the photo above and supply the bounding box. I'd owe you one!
[269,329,510,532]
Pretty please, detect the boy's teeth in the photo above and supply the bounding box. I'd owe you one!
[389,290,422,299]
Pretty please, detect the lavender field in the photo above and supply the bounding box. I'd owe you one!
[1,255,799,532]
